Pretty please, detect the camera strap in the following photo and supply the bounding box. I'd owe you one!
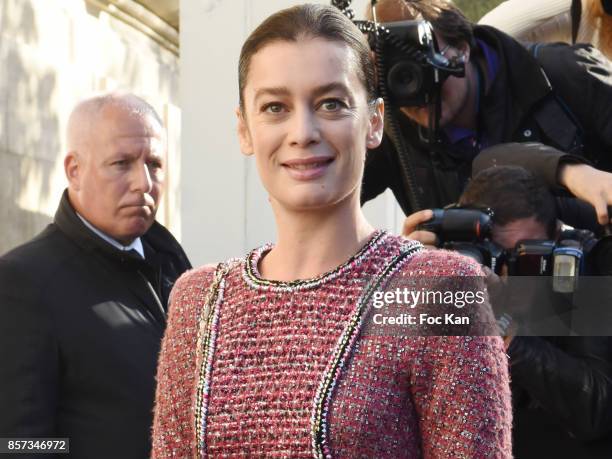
[526,43,585,154]
[375,34,424,213]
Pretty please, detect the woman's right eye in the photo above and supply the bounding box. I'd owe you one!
[261,103,284,114]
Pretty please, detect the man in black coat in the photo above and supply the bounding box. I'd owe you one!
[0,93,191,458]
[361,0,612,235]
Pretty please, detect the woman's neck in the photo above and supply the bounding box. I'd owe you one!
[260,195,375,282]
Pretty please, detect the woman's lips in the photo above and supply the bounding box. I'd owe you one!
[281,157,334,181]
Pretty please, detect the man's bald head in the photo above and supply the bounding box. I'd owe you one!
[64,93,166,244]
[67,93,163,155]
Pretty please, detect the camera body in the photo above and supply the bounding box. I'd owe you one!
[506,230,598,292]
[381,20,441,107]
[418,208,506,273]
[422,208,599,292]
[378,20,465,107]
[330,0,465,108]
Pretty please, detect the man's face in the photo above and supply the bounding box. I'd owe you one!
[492,217,550,250]
[399,38,472,128]
[67,106,165,244]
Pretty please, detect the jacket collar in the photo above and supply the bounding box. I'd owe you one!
[54,190,148,266]
[75,212,145,258]
[475,25,553,140]
[54,189,190,268]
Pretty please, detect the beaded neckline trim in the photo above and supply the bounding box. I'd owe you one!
[242,230,388,292]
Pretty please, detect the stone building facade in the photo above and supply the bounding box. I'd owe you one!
[0,0,180,255]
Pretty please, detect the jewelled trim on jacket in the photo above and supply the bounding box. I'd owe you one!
[310,241,423,458]
[242,230,388,292]
[193,261,232,458]
[192,237,422,458]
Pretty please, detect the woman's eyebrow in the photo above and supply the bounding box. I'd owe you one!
[253,82,352,103]
[311,82,351,98]
[253,86,290,103]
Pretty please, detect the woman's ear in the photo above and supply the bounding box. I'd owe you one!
[236,107,254,156]
[366,98,385,149]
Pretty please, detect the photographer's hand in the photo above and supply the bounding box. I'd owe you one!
[558,163,612,225]
[402,209,439,248]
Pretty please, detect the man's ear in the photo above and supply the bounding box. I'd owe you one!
[236,107,253,156]
[458,40,471,63]
[366,98,385,149]
[64,152,81,191]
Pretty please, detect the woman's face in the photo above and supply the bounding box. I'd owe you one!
[237,38,383,213]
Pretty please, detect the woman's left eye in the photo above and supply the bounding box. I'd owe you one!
[262,103,284,114]
[319,99,346,112]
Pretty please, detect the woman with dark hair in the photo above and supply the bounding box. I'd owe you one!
[152,4,511,457]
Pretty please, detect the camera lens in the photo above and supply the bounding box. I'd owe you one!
[387,61,423,100]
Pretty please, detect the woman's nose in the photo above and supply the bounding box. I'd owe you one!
[287,106,321,147]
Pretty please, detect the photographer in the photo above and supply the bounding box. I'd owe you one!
[359,0,612,228]
[458,165,612,458]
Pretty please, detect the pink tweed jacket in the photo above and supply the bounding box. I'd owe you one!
[152,232,512,458]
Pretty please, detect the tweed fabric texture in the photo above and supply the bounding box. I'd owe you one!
[152,232,512,458]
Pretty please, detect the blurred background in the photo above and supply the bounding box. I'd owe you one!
[454,0,506,21]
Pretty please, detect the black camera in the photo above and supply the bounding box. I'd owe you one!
[422,208,601,292]
[331,0,465,108]
[377,20,465,107]
[506,230,599,293]
[419,207,506,273]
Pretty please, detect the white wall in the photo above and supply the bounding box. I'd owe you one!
[181,0,404,266]
[0,0,180,255]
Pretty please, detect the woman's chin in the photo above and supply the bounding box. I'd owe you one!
[286,198,335,212]
[274,189,356,214]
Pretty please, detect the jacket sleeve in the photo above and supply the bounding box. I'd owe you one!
[473,142,606,232]
[473,142,590,192]
[405,251,513,458]
[509,336,612,441]
[0,257,59,440]
[413,335,513,458]
[536,43,612,160]
[151,266,215,458]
